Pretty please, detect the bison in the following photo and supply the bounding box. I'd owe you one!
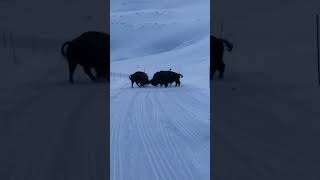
[61,31,110,84]
[150,70,183,87]
[210,35,233,80]
[129,71,149,88]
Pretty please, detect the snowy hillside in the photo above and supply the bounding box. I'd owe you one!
[110,0,210,179]
[213,0,320,179]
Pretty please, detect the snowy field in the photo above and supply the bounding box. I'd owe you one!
[213,0,320,179]
[110,0,210,180]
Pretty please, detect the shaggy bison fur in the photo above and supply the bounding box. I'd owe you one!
[129,71,149,88]
[210,35,233,79]
[150,70,183,87]
[61,31,110,84]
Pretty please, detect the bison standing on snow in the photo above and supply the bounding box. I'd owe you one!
[129,71,149,88]
[210,35,233,80]
[150,70,183,87]
[61,31,110,84]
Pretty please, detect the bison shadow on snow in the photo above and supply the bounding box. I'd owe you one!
[61,31,110,84]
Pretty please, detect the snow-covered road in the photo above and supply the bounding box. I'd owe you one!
[111,83,209,180]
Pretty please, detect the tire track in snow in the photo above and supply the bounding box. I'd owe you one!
[156,88,208,142]
[111,84,209,180]
[135,91,175,180]
[110,89,138,180]
[135,90,196,180]
[154,89,209,178]
[147,92,184,180]
[151,91,198,180]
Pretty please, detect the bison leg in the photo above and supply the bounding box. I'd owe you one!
[131,80,134,88]
[68,63,77,84]
[165,83,168,88]
[212,68,217,79]
[176,80,180,87]
[83,66,96,82]
[218,63,225,79]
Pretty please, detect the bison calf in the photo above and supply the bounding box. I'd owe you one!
[129,71,149,88]
[61,31,110,84]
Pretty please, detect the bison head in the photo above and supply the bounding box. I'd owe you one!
[149,79,158,86]
[141,79,150,86]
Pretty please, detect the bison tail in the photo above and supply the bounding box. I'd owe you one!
[61,41,71,58]
[179,74,183,78]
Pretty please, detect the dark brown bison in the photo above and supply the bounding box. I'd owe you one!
[129,71,149,88]
[61,31,110,84]
[210,35,233,79]
[150,70,183,87]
